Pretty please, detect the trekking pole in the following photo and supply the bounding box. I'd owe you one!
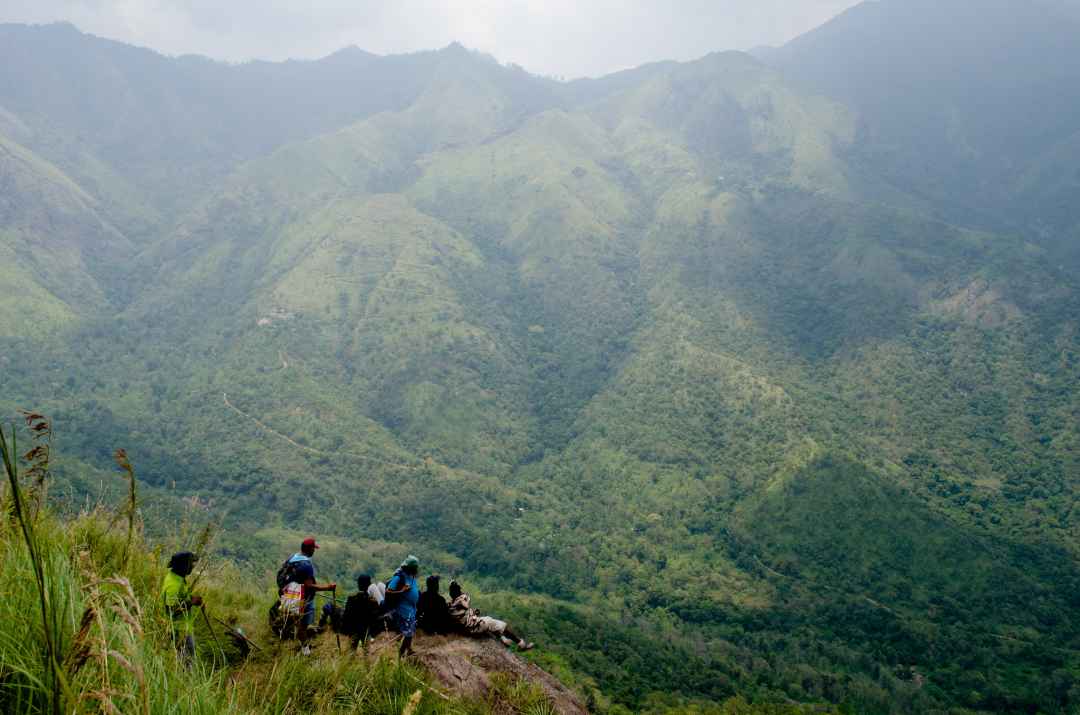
[200,605,226,666]
[332,586,342,654]
[211,614,263,652]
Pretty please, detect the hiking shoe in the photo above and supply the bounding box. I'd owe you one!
[517,640,535,651]
[500,636,514,647]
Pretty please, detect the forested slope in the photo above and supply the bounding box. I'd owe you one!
[756,0,1080,267]
[1,13,1078,713]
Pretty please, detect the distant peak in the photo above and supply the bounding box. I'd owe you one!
[322,45,379,63]
[331,45,376,58]
[694,49,766,71]
[435,41,500,68]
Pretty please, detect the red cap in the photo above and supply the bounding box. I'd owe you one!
[302,537,319,549]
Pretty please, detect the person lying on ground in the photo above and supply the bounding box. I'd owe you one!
[162,551,203,662]
[343,574,386,648]
[417,574,452,635]
[447,581,534,651]
[386,555,421,657]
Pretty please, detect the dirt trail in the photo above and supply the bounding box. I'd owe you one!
[222,392,420,470]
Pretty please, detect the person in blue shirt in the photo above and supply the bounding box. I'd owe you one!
[385,554,421,657]
[285,537,336,655]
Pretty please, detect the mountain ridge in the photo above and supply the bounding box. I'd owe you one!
[755,0,1080,266]
[2,10,1079,712]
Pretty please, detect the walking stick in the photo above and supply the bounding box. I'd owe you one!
[332,586,342,654]
[211,615,263,652]
[200,605,225,665]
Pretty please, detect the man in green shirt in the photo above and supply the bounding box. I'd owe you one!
[162,551,202,661]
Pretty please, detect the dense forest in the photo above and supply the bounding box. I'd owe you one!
[2,1,1079,711]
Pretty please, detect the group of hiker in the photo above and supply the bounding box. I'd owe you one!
[161,537,533,661]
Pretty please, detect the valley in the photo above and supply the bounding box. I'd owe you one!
[2,4,1079,711]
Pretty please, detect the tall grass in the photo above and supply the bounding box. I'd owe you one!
[0,493,230,714]
[0,418,237,714]
[19,411,51,522]
[112,449,138,572]
[228,653,450,714]
[1,418,73,714]
[0,416,569,714]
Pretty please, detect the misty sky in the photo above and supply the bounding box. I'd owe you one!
[0,0,861,78]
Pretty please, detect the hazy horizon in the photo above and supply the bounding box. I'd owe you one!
[0,0,862,79]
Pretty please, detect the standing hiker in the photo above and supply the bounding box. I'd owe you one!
[279,537,336,655]
[162,551,202,662]
[385,555,421,657]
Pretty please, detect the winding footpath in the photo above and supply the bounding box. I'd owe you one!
[222,392,422,471]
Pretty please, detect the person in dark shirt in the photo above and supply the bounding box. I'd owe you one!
[319,599,344,631]
[417,574,452,635]
[342,574,385,649]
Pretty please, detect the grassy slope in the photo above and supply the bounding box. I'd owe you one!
[0,503,560,715]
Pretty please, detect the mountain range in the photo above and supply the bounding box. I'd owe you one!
[2,2,1079,711]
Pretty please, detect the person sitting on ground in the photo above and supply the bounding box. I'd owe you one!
[222,615,253,659]
[385,555,421,657]
[343,574,386,648]
[319,599,344,631]
[448,581,533,651]
[161,551,203,662]
[417,574,452,635]
[281,537,336,656]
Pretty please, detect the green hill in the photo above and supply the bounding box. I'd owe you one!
[0,133,131,335]
[1,15,1079,713]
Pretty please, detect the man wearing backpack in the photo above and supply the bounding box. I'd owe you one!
[279,537,336,655]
